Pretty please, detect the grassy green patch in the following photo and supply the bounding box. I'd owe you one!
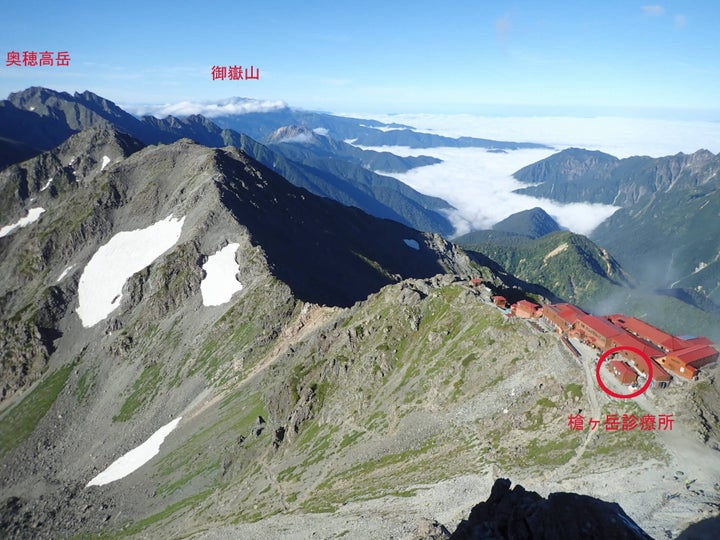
[338,430,364,450]
[537,397,556,408]
[111,489,214,538]
[0,362,75,458]
[564,383,583,400]
[75,366,97,404]
[113,363,163,422]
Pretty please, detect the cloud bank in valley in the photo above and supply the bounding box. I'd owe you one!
[358,114,720,158]
[125,97,288,118]
[353,114,720,237]
[367,146,619,237]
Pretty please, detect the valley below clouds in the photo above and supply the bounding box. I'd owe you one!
[353,114,720,237]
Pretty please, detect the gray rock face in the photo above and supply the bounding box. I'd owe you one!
[449,478,653,540]
[0,128,488,538]
[416,517,452,539]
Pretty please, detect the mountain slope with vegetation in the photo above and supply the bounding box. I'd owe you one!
[457,230,720,340]
[510,147,720,318]
[1,92,719,540]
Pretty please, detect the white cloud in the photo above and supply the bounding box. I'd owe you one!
[642,5,665,17]
[346,113,720,237]
[355,114,720,158]
[125,97,288,118]
[674,14,687,28]
[276,132,314,144]
[365,145,619,237]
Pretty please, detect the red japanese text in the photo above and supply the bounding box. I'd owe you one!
[211,65,260,81]
[567,413,674,431]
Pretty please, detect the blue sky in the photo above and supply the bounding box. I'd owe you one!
[1,1,718,117]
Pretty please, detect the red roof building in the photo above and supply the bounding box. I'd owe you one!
[657,356,698,380]
[620,353,672,387]
[610,360,638,385]
[513,300,542,319]
[664,344,719,369]
[649,360,672,387]
[683,336,714,347]
[543,303,587,333]
[606,331,671,387]
[609,332,664,361]
[493,296,507,308]
[575,315,623,350]
[606,314,688,352]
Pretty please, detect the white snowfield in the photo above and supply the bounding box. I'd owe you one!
[403,239,420,250]
[201,243,243,306]
[0,207,46,238]
[101,155,111,171]
[76,215,185,327]
[40,177,54,191]
[57,265,74,283]
[86,417,182,487]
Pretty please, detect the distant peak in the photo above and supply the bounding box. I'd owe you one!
[267,125,317,144]
[493,207,562,239]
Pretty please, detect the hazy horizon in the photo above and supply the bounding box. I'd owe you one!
[3,2,719,116]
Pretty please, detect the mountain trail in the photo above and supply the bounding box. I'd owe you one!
[184,303,340,423]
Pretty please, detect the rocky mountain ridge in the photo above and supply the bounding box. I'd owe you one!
[513,147,720,207]
[1,92,719,539]
[0,87,456,235]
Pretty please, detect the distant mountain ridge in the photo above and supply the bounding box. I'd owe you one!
[2,92,719,540]
[0,88,456,235]
[510,146,720,316]
[513,147,720,207]
[266,125,442,173]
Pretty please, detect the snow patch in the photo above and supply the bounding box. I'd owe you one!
[76,215,185,327]
[201,243,243,306]
[86,417,182,487]
[313,127,329,136]
[0,207,46,238]
[57,265,74,282]
[403,239,420,250]
[40,177,54,191]
[101,156,111,171]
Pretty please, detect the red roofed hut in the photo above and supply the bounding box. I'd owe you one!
[610,360,638,385]
[543,303,587,333]
[606,314,688,352]
[513,300,542,319]
[493,296,507,308]
[664,344,718,369]
[575,315,623,350]
[627,356,672,388]
[609,332,664,362]
[657,356,698,380]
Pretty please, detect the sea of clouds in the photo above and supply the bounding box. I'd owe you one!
[353,115,720,237]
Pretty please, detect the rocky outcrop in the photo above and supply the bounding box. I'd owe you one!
[449,478,653,540]
[416,518,451,539]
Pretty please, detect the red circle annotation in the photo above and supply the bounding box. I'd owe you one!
[595,346,653,399]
